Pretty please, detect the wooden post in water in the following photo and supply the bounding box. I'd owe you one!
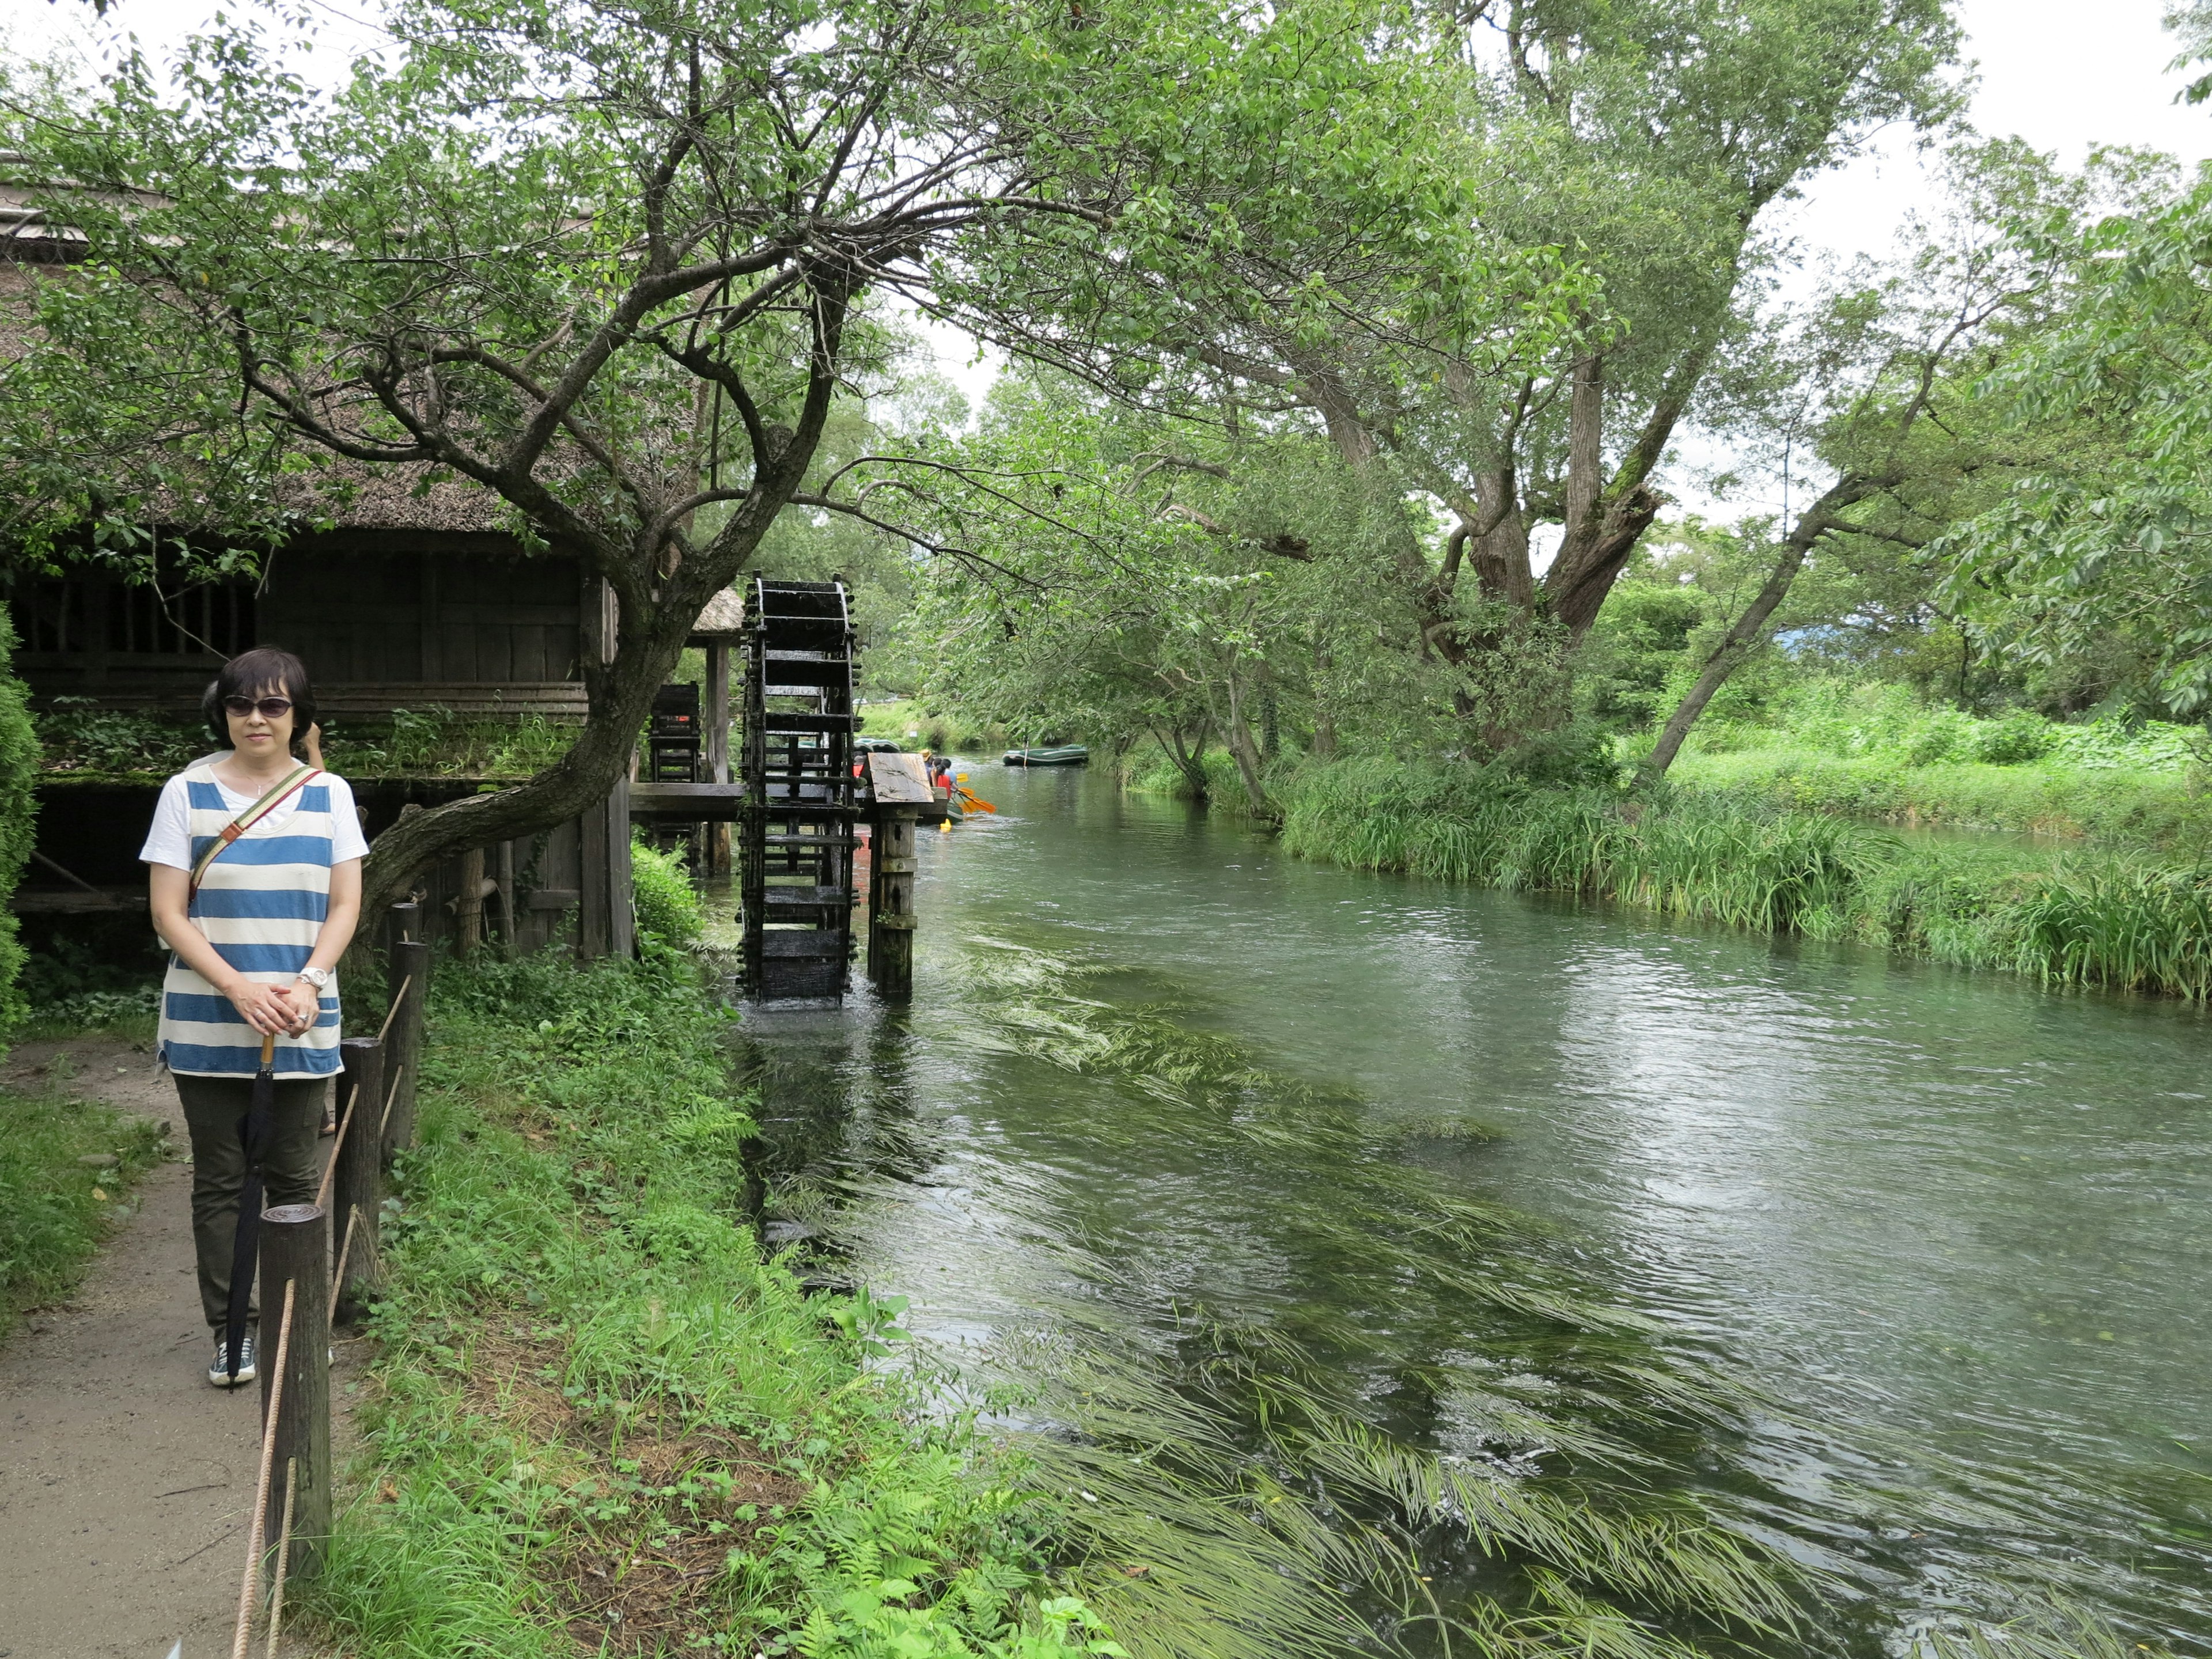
[868,808,917,999]
[332,1038,384,1323]
[384,934,430,1164]
[862,752,930,1001]
[259,1202,331,1579]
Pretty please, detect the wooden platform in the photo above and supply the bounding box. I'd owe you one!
[9,888,145,914]
[629,781,746,821]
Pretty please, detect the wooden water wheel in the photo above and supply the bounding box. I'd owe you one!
[738,578,860,999]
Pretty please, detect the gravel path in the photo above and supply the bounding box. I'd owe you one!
[0,1039,362,1659]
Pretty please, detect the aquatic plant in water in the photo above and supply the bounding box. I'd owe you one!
[771,936,1809,1659]
[763,931,2195,1659]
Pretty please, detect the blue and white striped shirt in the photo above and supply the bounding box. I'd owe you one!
[142,763,365,1078]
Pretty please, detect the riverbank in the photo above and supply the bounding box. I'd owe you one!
[1666,744,2212,852]
[301,945,1115,1657]
[1126,749,2212,1002]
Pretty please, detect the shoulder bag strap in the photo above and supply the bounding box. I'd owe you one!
[188,765,323,896]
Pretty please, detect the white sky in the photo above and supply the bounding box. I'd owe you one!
[8,0,2209,444]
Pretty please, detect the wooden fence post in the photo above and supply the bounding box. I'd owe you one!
[259,1203,331,1580]
[867,808,916,999]
[333,1038,384,1324]
[456,847,486,956]
[382,898,421,964]
[384,937,430,1164]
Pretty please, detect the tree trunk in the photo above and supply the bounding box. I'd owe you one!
[1565,353,1603,540]
[1154,723,1212,802]
[1218,666,1275,821]
[1544,483,1666,641]
[1639,475,1880,781]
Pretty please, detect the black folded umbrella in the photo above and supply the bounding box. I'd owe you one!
[222,1031,278,1381]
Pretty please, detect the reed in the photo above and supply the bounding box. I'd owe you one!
[1274,759,2212,1002]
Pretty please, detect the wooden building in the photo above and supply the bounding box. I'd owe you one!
[7,478,637,960]
[1,181,749,967]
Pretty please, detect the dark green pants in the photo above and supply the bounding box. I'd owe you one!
[174,1072,326,1331]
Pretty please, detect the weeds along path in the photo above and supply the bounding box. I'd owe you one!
[301,950,1118,1659]
[0,1035,361,1659]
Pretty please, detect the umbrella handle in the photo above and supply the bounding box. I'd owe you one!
[262,1032,276,1064]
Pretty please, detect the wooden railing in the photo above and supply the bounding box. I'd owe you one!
[227,903,427,1655]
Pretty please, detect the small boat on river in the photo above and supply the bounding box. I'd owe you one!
[1003,745,1089,767]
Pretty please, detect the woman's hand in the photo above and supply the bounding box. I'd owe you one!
[226,979,298,1036]
[279,979,322,1036]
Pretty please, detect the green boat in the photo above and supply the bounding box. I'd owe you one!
[1003,745,1089,767]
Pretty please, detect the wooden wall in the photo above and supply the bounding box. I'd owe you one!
[259,534,584,686]
[9,535,587,706]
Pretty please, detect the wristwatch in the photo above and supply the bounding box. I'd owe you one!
[296,966,331,991]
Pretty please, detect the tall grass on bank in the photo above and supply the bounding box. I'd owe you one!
[1659,680,2212,852]
[1276,759,2212,1001]
[304,947,1116,1659]
[0,1081,165,1338]
[1667,747,2212,853]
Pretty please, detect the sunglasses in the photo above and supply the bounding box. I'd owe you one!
[222,696,295,719]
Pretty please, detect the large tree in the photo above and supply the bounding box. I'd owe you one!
[929,0,1961,743]
[1,0,1455,914]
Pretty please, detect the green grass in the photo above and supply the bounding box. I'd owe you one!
[861,699,1003,755]
[301,946,1118,1659]
[1668,746,2212,853]
[1274,757,2212,1001]
[630,832,705,945]
[0,1077,167,1339]
[33,704,579,783]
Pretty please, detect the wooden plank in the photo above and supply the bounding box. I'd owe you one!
[608,774,634,960]
[315,683,589,716]
[579,790,609,959]
[419,554,440,680]
[761,930,848,957]
[868,752,933,804]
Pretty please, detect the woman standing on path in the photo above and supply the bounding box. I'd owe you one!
[141,648,368,1388]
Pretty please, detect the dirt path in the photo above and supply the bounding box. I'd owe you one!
[0,1039,363,1659]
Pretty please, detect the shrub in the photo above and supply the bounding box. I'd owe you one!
[0,611,37,1046]
[630,831,703,944]
[1968,711,2056,766]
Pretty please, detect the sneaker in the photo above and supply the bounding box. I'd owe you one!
[208,1331,257,1388]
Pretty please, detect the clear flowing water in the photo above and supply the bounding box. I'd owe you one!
[729,765,2212,1656]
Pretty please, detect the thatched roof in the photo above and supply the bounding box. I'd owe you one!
[275,460,511,535]
[2,258,518,538]
[691,586,744,639]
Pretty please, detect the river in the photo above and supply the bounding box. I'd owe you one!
[726,764,2212,1657]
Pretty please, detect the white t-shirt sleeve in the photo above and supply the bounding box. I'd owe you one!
[140,775,196,870]
[325,775,370,863]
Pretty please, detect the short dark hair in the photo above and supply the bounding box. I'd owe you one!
[203,646,317,755]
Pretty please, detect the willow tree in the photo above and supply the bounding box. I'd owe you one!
[935,0,1961,744]
[0,0,1336,914]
